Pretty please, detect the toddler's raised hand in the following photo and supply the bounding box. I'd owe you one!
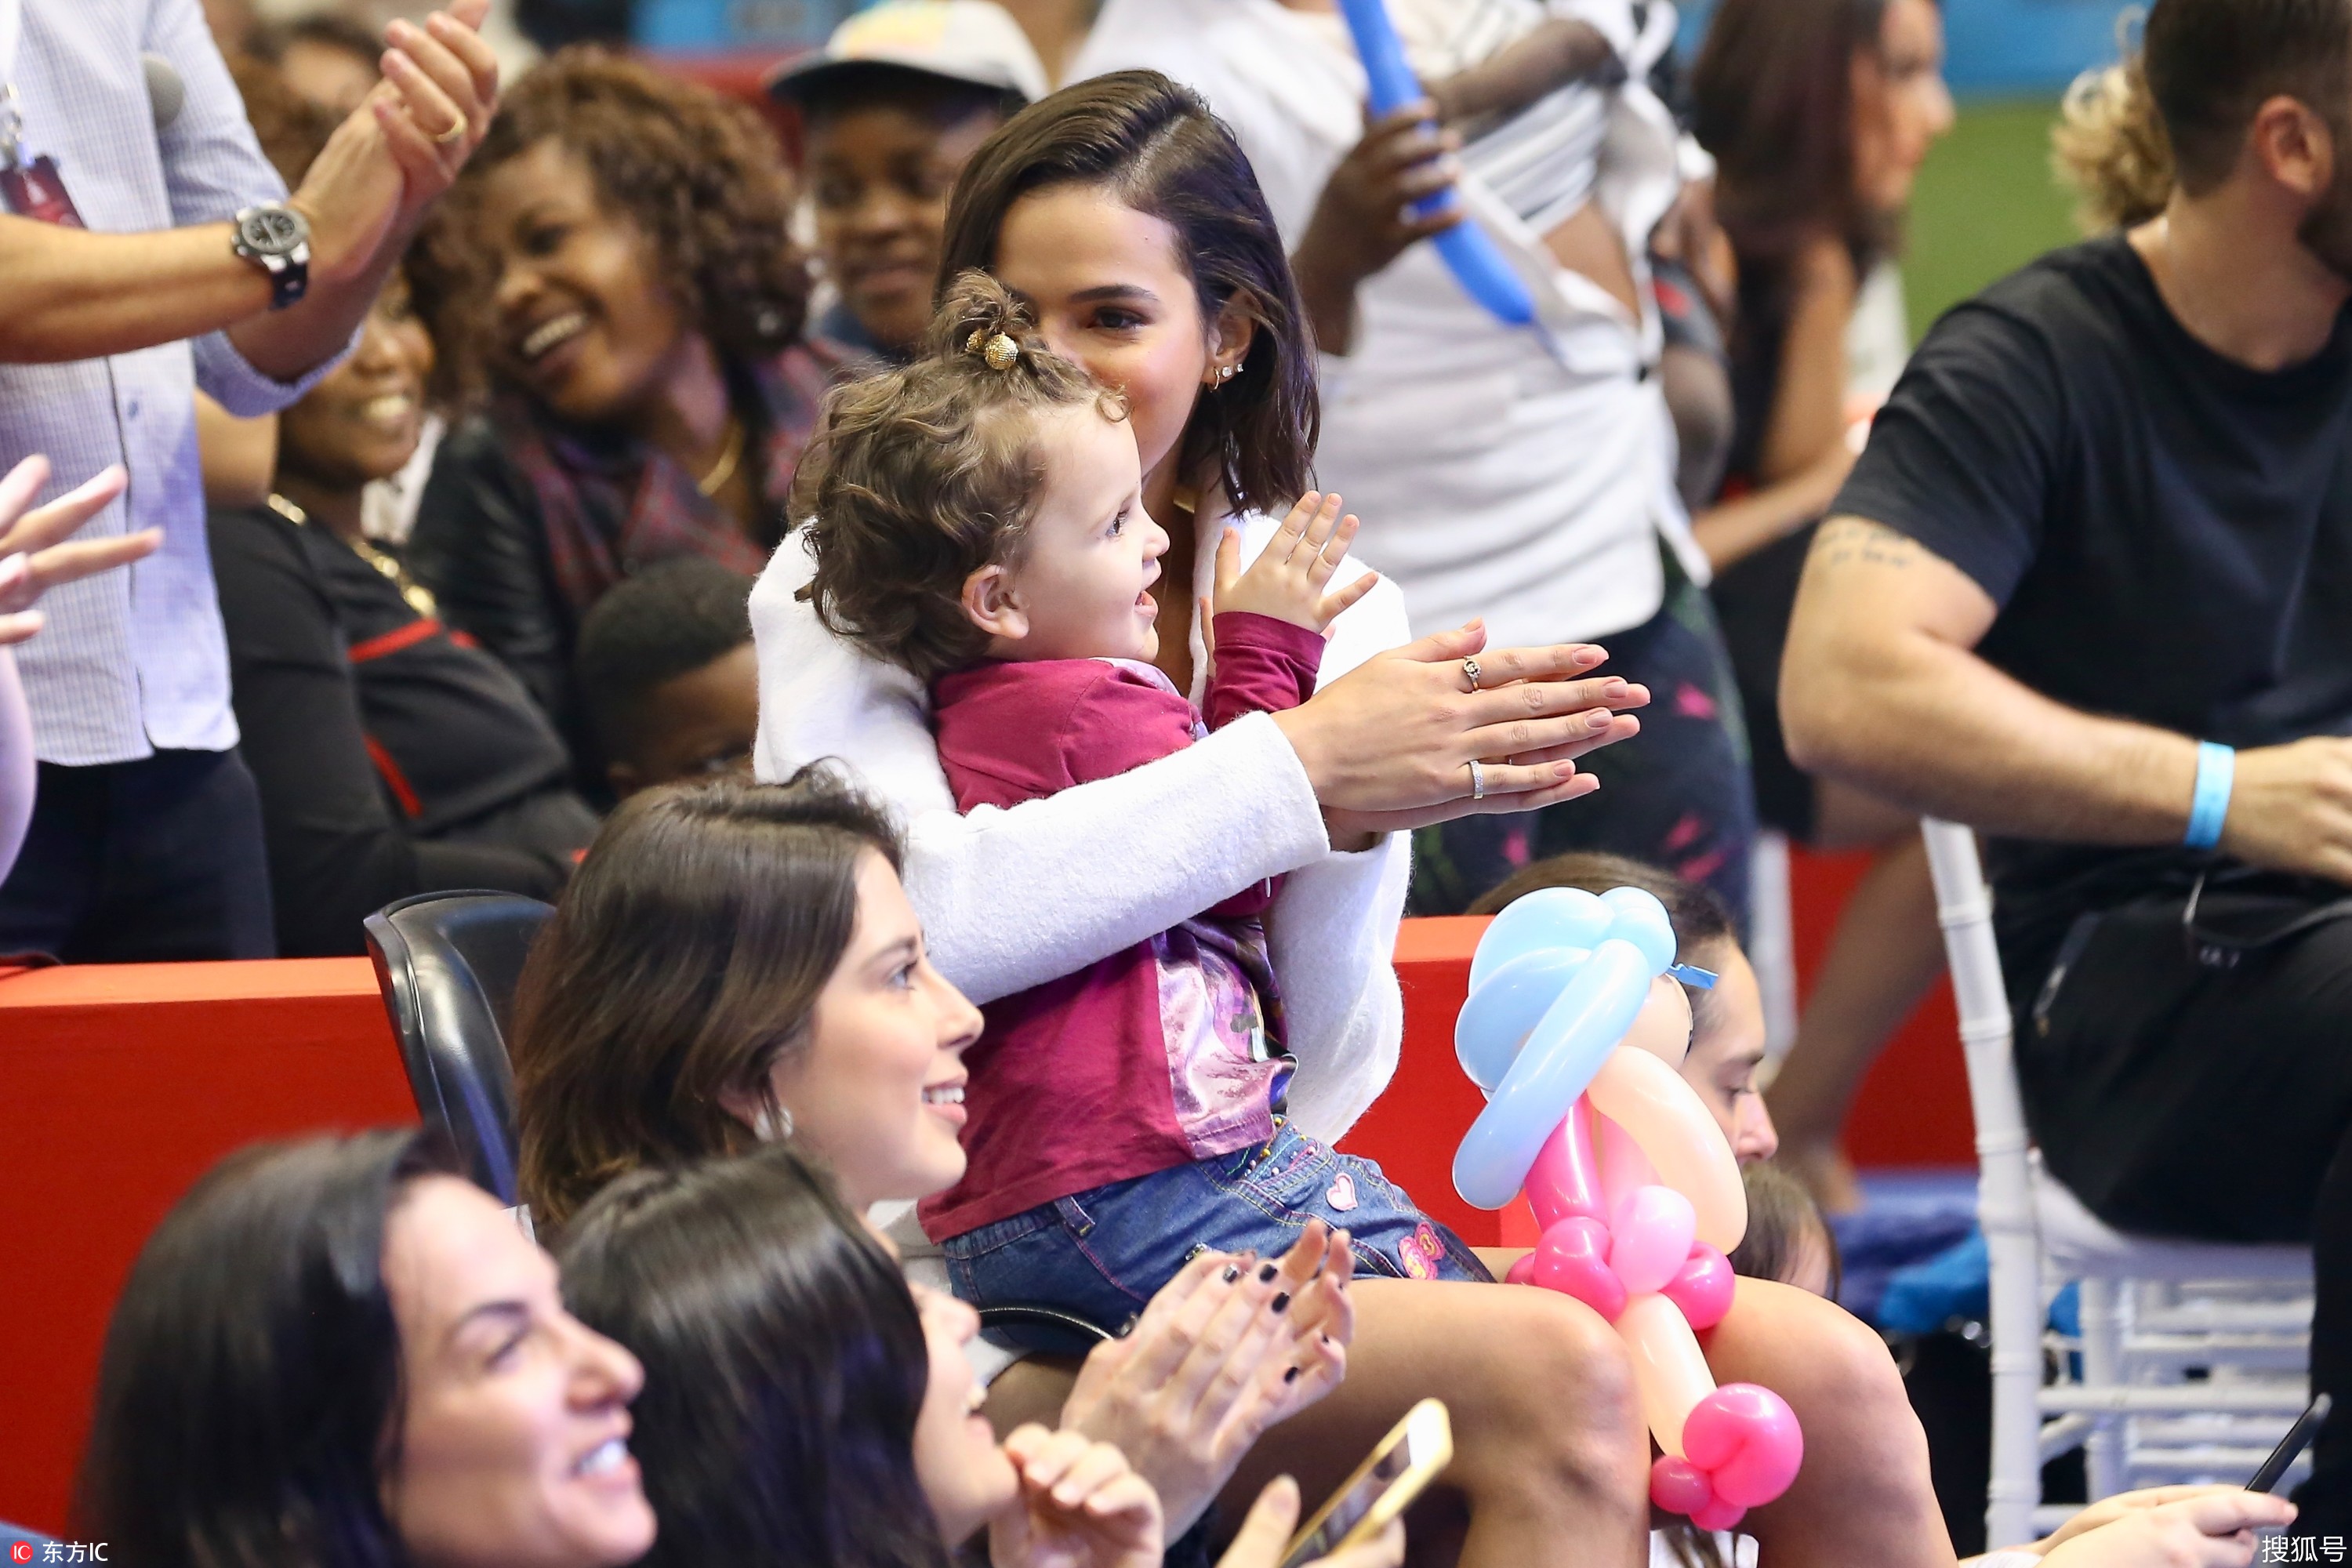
[1214,492,1379,636]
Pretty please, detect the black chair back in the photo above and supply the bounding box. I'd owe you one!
[364,891,554,1204]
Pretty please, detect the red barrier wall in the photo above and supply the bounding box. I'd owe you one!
[0,961,409,1532]
[0,850,1974,1534]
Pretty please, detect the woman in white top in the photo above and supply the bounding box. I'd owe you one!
[757,72,1955,1568]
[1075,0,1759,926]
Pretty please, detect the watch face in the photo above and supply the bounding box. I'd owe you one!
[240,206,306,256]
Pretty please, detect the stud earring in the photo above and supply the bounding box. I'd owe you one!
[754,1102,796,1142]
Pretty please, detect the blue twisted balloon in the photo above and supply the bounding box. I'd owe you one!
[1336,0,1539,329]
[1450,887,1680,1210]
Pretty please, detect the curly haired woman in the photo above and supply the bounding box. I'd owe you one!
[408,48,834,787]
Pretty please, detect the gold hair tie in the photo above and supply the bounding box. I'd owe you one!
[966,328,1020,371]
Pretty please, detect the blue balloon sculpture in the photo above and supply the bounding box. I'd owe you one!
[1336,0,1539,329]
[1450,887,1679,1210]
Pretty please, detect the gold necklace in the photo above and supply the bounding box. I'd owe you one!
[696,418,746,499]
[270,493,438,618]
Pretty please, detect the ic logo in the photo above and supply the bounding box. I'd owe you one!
[11,1540,34,1562]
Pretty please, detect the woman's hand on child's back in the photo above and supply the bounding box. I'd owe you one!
[1210,493,1380,636]
[1059,1223,1356,1537]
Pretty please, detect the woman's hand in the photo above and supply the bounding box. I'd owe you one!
[992,1425,1165,1568]
[2027,1486,2275,1557]
[1292,102,1461,354]
[2026,1490,2295,1568]
[0,458,151,646]
[1273,621,1649,840]
[1061,1223,1356,1538]
[1214,1475,1405,1568]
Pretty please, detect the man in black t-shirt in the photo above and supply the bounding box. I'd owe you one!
[1784,0,2352,1534]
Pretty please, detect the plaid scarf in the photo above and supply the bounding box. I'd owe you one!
[499,340,843,616]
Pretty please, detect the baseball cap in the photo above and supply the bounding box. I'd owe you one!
[767,1,1051,108]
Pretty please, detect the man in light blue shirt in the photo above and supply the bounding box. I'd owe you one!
[0,0,499,959]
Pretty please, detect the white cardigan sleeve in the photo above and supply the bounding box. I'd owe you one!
[750,539,1334,1006]
[1266,572,1413,1143]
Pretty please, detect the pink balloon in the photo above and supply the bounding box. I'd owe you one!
[1505,1250,1538,1286]
[1617,1294,1718,1456]
[1649,1455,1713,1516]
[1607,1185,1697,1298]
[1525,1102,1606,1229]
[1595,1111,1657,1209]
[1661,1244,1737,1331]
[1531,1215,1626,1321]
[1682,1384,1805,1509]
[1588,1046,1748,1253]
[1690,1497,1748,1532]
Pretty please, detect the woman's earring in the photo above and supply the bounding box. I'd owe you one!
[1218,364,1237,383]
[754,1102,795,1143]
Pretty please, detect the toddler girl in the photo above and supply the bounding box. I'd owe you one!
[797,272,1491,1327]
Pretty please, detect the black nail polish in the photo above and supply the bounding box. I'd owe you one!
[1270,1291,1291,1314]
[1257,1261,1279,1283]
[1221,1263,1243,1284]
[1284,1365,1302,1384]
[1321,1332,1334,1345]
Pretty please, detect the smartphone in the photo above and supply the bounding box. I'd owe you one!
[2249,1392,2332,1493]
[1279,1399,1453,1568]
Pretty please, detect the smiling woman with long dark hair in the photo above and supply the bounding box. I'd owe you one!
[408,47,837,787]
[76,1130,655,1568]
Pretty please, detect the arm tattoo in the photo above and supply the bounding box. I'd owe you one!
[1813,517,1924,571]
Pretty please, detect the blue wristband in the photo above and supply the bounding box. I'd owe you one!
[2185,741,2234,851]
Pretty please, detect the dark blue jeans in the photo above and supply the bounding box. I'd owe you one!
[0,748,274,961]
[942,1121,1489,1336]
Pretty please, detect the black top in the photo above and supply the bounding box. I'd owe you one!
[209,503,596,958]
[1835,234,2352,979]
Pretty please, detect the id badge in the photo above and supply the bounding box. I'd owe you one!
[0,154,85,227]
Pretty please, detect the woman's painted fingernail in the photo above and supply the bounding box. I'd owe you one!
[1285,1364,1303,1384]
[1604,678,1629,697]
[1258,1261,1279,1283]
[1221,1263,1243,1284]
[1588,710,1614,730]
[1271,1291,1292,1315]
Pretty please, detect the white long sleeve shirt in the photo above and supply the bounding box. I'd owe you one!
[753,501,1412,1145]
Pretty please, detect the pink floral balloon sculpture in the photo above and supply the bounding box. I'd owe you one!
[1451,887,1803,1530]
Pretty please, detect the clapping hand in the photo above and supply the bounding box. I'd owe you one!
[992,1426,1165,1568]
[1203,493,1381,652]
[1062,1221,1357,1538]
[0,457,151,646]
[291,0,499,287]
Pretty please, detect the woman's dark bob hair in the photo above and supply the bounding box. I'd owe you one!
[76,1129,453,1566]
[512,767,903,1232]
[557,1143,951,1568]
[937,69,1318,516]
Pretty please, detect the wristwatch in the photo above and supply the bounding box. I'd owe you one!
[231,201,311,310]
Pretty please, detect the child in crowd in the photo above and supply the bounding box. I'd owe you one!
[769,0,1047,368]
[796,271,1495,1319]
[575,558,760,800]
